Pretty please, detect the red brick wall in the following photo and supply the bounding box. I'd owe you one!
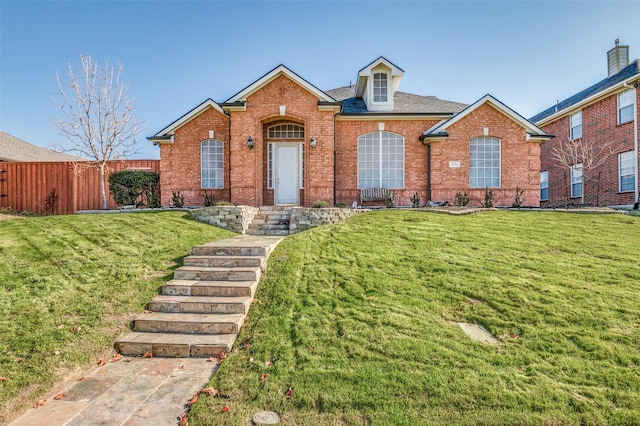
[539,90,638,206]
[158,107,230,206]
[335,119,438,206]
[429,103,541,207]
[228,74,335,207]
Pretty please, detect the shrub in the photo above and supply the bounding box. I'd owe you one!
[482,189,495,208]
[214,201,234,206]
[44,188,58,215]
[108,171,160,208]
[313,200,330,208]
[202,190,215,207]
[512,186,525,208]
[171,190,185,208]
[455,191,469,206]
[383,192,394,208]
[410,192,420,208]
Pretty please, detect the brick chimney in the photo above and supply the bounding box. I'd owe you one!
[607,39,630,77]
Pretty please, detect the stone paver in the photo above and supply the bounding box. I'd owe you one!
[8,357,218,426]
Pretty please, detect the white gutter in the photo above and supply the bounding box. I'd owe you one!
[623,82,639,204]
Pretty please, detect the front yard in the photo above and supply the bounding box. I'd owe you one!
[189,210,640,425]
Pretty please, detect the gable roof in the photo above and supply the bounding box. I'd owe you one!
[149,99,225,141]
[0,131,81,162]
[326,86,467,115]
[225,64,337,104]
[355,56,404,99]
[531,59,640,124]
[421,95,552,142]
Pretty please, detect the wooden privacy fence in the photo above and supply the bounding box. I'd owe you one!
[0,160,160,215]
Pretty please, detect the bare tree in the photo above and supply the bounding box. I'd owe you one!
[551,137,614,205]
[53,55,141,209]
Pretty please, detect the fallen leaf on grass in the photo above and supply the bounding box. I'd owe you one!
[249,357,255,363]
[178,413,188,426]
[306,346,314,351]
[0,377,7,382]
[35,399,47,408]
[186,393,199,407]
[57,324,65,329]
[97,358,107,366]
[511,334,519,340]
[200,387,219,397]
[286,387,293,398]
[221,405,230,412]
[265,360,273,366]
[54,393,65,400]
[260,374,268,381]
[143,352,153,358]
[243,343,250,350]
[366,296,373,300]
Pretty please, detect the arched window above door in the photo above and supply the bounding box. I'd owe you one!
[267,123,304,139]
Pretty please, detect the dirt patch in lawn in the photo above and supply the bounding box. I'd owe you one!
[0,213,25,221]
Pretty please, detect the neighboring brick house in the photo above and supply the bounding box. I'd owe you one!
[531,41,640,207]
[149,57,551,208]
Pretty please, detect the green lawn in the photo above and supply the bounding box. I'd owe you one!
[0,212,234,421]
[188,210,640,426]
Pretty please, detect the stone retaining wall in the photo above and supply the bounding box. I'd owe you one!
[289,207,367,233]
[190,206,258,234]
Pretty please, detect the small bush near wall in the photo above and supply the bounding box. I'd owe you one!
[108,170,160,208]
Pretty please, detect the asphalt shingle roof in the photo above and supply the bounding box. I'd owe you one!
[325,86,467,114]
[0,131,80,162]
[530,59,640,123]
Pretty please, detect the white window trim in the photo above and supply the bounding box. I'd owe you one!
[570,111,582,140]
[570,163,583,198]
[618,150,636,193]
[367,71,393,111]
[618,89,635,125]
[469,137,501,189]
[357,131,405,189]
[201,139,224,189]
[540,171,549,201]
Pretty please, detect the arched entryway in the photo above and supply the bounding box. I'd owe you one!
[263,122,305,205]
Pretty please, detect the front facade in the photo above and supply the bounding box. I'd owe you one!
[150,58,550,208]
[532,41,640,207]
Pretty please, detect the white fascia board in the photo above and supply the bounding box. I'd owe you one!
[357,57,404,78]
[155,99,225,136]
[535,76,640,126]
[424,95,547,136]
[227,65,335,103]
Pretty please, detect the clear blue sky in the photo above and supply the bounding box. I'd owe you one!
[1,0,639,159]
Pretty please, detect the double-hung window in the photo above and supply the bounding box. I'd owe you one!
[357,131,404,189]
[373,73,388,102]
[571,163,583,198]
[540,171,549,201]
[619,151,636,192]
[201,139,224,188]
[618,89,634,125]
[470,137,501,188]
[570,111,582,140]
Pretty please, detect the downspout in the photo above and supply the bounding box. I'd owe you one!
[227,114,232,203]
[623,81,639,204]
[333,112,340,206]
[419,136,431,203]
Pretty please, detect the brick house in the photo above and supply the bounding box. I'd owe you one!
[149,57,550,208]
[531,41,640,207]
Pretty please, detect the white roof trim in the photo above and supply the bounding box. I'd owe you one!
[154,99,226,136]
[226,65,335,103]
[357,57,404,78]
[423,94,548,137]
[534,74,640,126]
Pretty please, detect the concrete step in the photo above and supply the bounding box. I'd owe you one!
[148,295,251,314]
[163,279,258,298]
[190,236,282,257]
[115,332,236,357]
[184,255,265,270]
[133,312,246,334]
[173,266,261,281]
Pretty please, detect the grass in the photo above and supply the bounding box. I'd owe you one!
[188,210,640,425]
[0,211,234,421]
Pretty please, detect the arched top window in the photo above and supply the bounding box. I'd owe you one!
[470,136,500,188]
[267,123,304,139]
[201,139,223,189]
[358,131,404,189]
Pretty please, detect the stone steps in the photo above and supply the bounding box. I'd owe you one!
[247,207,293,236]
[114,235,282,358]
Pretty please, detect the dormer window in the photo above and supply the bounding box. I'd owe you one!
[373,73,388,102]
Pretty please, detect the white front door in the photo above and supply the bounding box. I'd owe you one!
[275,144,299,205]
